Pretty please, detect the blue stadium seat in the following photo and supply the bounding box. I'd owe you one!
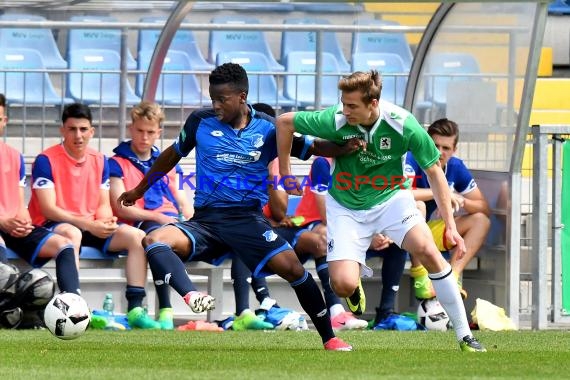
[548,0,570,14]
[7,246,121,261]
[137,49,210,106]
[0,48,72,105]
[293,2,364,13]
[138,17,213,72]
[281,18,350,73]
[351,19,414,71]
[423,52,481,105]
[216,51,295,109]
[0,13,67,69]
[209,16,284,72]
[351,52,407,106]
[67,48,141,105]
[283,51,341,109]
[415,52,481,120]
[67,15,137,70]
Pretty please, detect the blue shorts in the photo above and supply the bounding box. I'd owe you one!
[1,226,54,268]
[136,220,163,234]
[175,206,293,278]
[43,221,115,255]
[274,225,311,264]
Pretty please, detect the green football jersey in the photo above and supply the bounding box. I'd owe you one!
[293,101,440,210]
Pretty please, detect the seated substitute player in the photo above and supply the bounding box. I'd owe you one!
[405,118,491,300]
[0,93,79,295]
[118,63,355,351]
[276,70,486,352]
[108,101,193,330]
[28,103,161,330]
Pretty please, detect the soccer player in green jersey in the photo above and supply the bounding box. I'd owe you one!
[276,70,485,352]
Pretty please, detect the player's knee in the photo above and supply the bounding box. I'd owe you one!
[475,212,491,232]
[57,223,82,244]
[330,277,358,298]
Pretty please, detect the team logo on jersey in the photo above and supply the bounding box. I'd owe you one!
[389,112,402,120]
[404,163,415,176]
[379,137,391,150]
[251,134,264,148]
[327,238,334,253]
[32,177,55,189]
[262,230,278,242]
[211,130,224,137]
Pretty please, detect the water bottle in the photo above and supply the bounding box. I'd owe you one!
[102,293,115,324]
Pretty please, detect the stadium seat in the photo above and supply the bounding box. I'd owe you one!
[416,52,482,121]
[351,52,407,106]
[423,52,481,105]
[283,51,341,109]
[138,17,214,72]
[548,0,570,14]
[209,16,284,72]
[137,49,209,106]
[67,48,141,105]
[0,13,67,69]
[67,15,137,70]
[0,48,72,105]
[216,51,295,109]
[292,2,364,13]
[351,19,414,71]
[280,17,350,73]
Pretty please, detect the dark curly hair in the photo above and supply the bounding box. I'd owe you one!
[0,93,5,108]
[209,62,249,94]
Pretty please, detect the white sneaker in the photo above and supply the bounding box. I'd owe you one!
[331,311,368,331]
[258,297,277,311]
[185,291,215,313]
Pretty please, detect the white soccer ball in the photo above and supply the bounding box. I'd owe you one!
[43,293,91,340]
[417,298,450,332]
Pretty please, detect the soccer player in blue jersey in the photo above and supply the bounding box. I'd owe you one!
[405,118,491,300]
[118,63,353,351]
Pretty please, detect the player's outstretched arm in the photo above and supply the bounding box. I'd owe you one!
[118,145,182,207]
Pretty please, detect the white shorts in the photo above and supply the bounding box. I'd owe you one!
[326,190,423,277]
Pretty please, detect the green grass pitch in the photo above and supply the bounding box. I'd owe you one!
[1,329,570,379]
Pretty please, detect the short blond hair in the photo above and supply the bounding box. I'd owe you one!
[338,70,382,105]
[130,101,165,125]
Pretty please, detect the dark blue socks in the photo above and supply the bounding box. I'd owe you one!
[55,246,80,294]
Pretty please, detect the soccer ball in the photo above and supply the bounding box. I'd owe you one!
[43,293,91,340]
[417,298,450,331]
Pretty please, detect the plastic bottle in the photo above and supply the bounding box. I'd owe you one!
[102,293,115,324]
